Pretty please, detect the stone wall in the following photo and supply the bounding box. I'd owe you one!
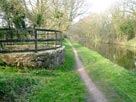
[0,46,65,69]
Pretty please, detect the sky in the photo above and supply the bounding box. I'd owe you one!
[74,0,118,22]
[85,0,118,13]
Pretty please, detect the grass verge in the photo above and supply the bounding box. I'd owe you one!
[0,41,86,102]
[71,40,136,102]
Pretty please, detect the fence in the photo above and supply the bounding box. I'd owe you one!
[0,28,63,53]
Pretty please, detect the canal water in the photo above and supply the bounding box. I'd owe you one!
[82,41,136,72]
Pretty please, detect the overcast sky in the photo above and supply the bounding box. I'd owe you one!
[73,0,119,22]
[85,0,119,13]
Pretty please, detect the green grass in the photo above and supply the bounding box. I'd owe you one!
[0,41,86,102]
[71,40,136,102]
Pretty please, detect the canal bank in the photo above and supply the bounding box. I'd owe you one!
[77,40,136,72]
[70,40,136,102]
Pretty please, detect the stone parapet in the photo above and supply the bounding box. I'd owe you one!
[0,46,65,69]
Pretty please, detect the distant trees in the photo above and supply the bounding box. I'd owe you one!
[69,0,136,44]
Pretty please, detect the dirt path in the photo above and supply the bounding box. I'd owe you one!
[67,40,108,102]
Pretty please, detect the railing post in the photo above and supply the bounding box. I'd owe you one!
[60,32,62,47]
[47,32,49,46]
[34,29,38,53]
[55,32,57,48]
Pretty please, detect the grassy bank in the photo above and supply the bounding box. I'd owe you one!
[0,41,86,102]
[71,40,136,102]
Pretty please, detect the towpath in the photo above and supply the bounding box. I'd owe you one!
[67,40,108,102]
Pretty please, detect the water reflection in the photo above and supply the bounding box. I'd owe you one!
[81,41,136,72]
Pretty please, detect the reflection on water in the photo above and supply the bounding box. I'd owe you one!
[81,41,136,72]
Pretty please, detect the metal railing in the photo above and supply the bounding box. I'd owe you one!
[0,28,63,53]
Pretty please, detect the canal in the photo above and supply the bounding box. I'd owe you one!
[82,41,136,72]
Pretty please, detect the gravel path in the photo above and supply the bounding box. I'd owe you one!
[67,40,108,102]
